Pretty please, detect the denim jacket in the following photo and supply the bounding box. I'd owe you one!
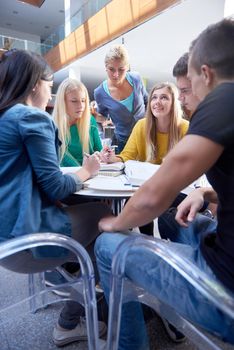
[0,104,82,257]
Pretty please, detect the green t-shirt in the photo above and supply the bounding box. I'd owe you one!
[61,116,102,166]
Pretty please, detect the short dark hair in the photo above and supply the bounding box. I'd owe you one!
[172,52,189,77]
[189,17,234,79]
[0,49,53,113]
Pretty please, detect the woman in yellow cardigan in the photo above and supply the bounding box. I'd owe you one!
[105,82,189,235]
[107,81,188,165]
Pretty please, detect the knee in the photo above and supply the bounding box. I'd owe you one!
[94,232,127,265]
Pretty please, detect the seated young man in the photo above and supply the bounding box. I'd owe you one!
[95,18,234,350]
[158,51,217,242]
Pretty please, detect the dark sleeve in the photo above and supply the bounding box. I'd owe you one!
[94,86,109,118]
[19,111,77,201]
[188,84,234,147]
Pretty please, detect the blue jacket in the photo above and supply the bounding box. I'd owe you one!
[94,72,148,143]
[0,104,81,257]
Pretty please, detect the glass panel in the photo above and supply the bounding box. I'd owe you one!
[0,1,112,55]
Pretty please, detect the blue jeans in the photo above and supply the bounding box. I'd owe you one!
[95,217,234,350]
[158,207,217,246]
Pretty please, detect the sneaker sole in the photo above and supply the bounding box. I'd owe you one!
[53,323,107,347]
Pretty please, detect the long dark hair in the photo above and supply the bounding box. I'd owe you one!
[0,49,53,113]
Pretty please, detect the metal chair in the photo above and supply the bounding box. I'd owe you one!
[0,232,101,350]
[106,235,234,350]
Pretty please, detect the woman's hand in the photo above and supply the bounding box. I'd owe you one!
[75,153,100,182]
[99,147,117,163]
[83,153,100,176]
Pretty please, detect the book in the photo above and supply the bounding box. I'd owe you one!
[100,162,125,171]
[61,165,123,178]
[124,160,160,186]
[98,162,125,177]
[97,170,123,177]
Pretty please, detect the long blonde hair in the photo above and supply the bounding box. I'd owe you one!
[145,82,183,162]
[53,78,91,160]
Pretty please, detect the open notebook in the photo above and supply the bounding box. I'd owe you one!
[124,160,211,193]
[124,160,160,186]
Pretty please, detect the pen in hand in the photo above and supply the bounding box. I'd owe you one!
[83,152,90,158]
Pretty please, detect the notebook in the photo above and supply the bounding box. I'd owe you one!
[98,162,125,177]
[100,162,125,171]
[84,175,137,192]
[61,165,123,178]
[124,160,160,186]
[97,170,123,177]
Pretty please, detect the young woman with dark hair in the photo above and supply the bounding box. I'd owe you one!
[0,49,109,346]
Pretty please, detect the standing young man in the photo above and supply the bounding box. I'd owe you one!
[95,18,234,350]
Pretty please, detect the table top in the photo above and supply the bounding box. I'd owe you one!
[75,175,136,199]
[61,165,210,199]
[75,187,134,199]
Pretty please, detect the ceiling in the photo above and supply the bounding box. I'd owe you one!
[0,0,231,97]
[0,0,85,41]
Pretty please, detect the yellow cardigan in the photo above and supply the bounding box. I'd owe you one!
[119,118,189,164]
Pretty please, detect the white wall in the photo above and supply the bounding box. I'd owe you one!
[54,0,226,96]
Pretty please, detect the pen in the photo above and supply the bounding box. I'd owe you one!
[83,152,90,158]
[124,183,140,188]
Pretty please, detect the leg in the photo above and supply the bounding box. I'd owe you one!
[95,230,234,350]
[56,202,111,331]
[139,221,154,236]
[95,232,150,350]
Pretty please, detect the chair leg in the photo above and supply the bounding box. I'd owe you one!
[28,272,48,313]
[107,275,124,350]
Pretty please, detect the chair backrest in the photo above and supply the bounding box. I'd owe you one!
[0,232,100,350]
[106,235,234,350]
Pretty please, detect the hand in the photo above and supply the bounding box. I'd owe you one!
[82,153,100,177]
[175,188,205,227]
[102,119,113,127]
[99,216,117,232]
[99,147,116,163]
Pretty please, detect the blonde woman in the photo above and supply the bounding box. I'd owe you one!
[106,82,189,165]
[53,78,102,167]
[94,44,148,152]
[105,82,189,235]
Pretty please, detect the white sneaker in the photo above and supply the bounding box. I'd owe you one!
[53,317,107,346]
